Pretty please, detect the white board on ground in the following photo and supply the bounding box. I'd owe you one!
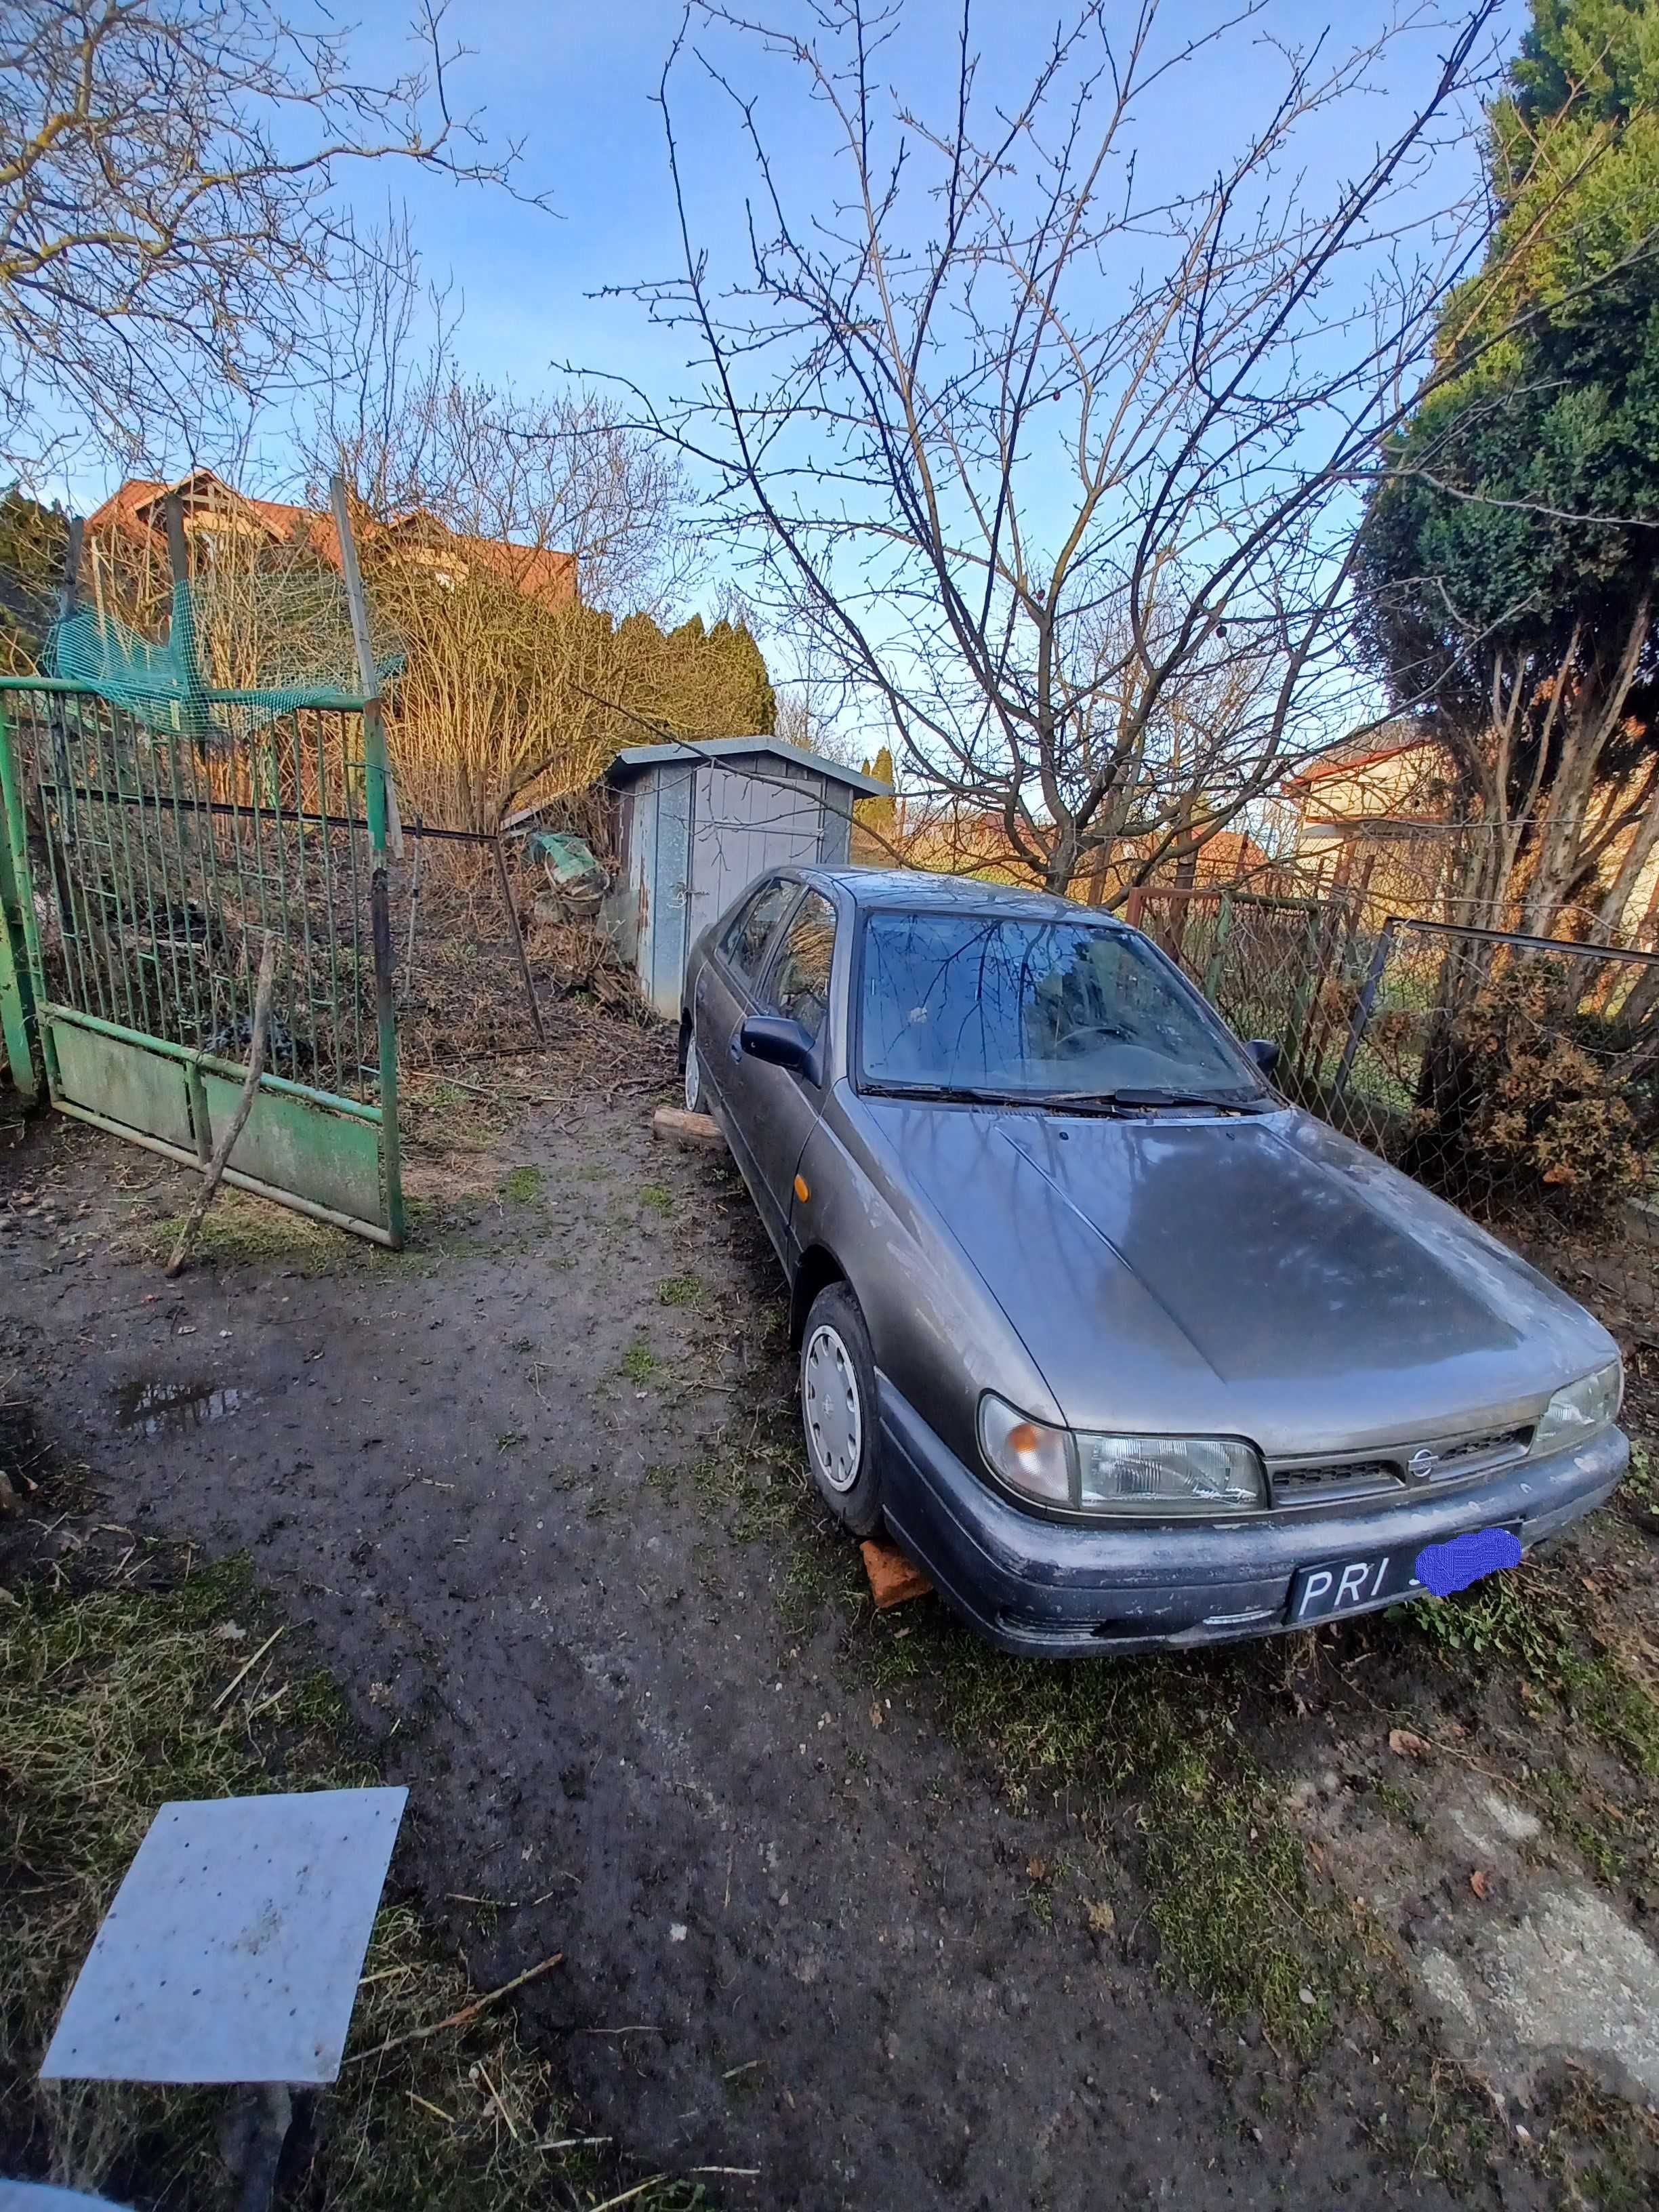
[41,1787,407,2086]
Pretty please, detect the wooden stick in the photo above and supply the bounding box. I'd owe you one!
[475,2060,520,2142]
[167,935,276,1277]
[342,1951,563,2067]
[584,2181,668,2212]
[209,1626,283,1713]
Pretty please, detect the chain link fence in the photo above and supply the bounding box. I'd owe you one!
[1133,885,1659,1337]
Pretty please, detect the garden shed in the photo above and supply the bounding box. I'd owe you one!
[599,737,890,1019]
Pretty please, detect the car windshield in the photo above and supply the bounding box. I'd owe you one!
[857,909,1266,1103]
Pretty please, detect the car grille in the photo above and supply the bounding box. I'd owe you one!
[1269,1422,1534,1509]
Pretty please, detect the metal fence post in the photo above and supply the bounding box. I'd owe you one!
[363,699,406,1249]
[1202,893,1234,1003]
[0,696,47,1098]
[1330,918,1398,1109]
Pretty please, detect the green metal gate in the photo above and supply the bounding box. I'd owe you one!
[0,676,403,1246]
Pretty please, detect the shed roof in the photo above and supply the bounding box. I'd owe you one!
[603,735,890,796]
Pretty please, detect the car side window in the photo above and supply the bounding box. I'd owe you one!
[767,890,836,1044]
[718,878,798,983]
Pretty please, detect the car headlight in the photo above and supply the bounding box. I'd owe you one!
[1534,1359,1623,1455]
[1076,1433,1266,1515]
[979,1395,1266,1515]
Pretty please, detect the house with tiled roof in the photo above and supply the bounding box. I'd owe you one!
[84,468,577,607]
[1279,719,1449,859]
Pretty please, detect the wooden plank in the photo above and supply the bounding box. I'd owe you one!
[652,1105,724,1149]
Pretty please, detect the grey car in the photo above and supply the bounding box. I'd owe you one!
[680,867,1628,1654]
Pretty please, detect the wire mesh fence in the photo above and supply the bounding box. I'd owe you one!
[0,680,577,1099]
[1137,884,1659,1336]
[4,683,384,1101]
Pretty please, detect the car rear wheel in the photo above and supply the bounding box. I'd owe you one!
[800,1282,882,1536]
[682,1033,705,1115]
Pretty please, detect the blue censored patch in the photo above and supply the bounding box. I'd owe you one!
[1414,1525,1523,1597]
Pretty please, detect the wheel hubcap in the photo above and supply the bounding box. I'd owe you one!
[684,1038,701,1111]
[803,1324,862,1493]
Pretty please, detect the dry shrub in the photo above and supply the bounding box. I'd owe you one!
[393,840,649,1074]
[1418,965,1645,1218]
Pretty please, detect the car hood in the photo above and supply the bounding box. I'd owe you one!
[861,1099,1615,1456]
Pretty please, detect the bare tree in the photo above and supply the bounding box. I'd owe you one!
[0,0,537,478]
[598,0,1637,899]
[293,291,724,828]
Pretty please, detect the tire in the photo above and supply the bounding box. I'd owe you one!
[799,1282,883,1536]
[682,1031,705,1115]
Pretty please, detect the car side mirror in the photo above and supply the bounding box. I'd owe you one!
[741,1014,817,1076]
[1246,1038,1281,1073]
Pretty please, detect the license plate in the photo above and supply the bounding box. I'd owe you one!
[1286,1522,1522,1626]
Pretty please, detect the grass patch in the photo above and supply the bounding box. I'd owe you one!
[127,1191,342,1274]
[125,1192,451,1278]
[619,1341,658,1386]
[658,1272,701,1308]
[1622,1440,1659,1524]
[859,1623,1347,2051]
[640,1183,673,1215]
[497,1166,546,1206]
[402,1079,510,1159]
[1410,1553,1659,1779]
[0,1549,701,2211]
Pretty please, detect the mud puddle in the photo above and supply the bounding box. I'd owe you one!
[112,1377,254,1437]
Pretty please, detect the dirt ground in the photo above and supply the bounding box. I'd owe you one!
[3,1025,1658,2211]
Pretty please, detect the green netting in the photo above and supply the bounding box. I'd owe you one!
[46,578,403,736]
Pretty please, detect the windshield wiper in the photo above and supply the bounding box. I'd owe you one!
[863,1082,1275,1113]
[1046,1088,1275,1113]
[862,1082,1037,1107]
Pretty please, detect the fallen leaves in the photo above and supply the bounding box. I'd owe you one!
[1388,1727,1432,1759]
[1469,1868,1492,1901]
[1083,1900,1116,1937]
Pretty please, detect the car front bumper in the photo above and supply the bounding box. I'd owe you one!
[876,1375,1629,1656]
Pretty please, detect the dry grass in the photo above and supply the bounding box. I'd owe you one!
[0,1543,703,2211]
[120,1188,348,1275]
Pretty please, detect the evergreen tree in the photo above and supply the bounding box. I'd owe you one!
[1354,0,1659,934]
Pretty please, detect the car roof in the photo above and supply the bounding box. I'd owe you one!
[803,865,1126,925]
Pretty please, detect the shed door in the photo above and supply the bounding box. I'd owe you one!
[687,761,822,951]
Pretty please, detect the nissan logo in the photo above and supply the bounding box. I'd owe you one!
[1408,1446,1440,1479]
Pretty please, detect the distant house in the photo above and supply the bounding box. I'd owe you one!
[1280,721,1448,865]
[1274,719,1460,922]
[84,468,577,607]
[1187,828,1274,884]
[1279,720,1659,941]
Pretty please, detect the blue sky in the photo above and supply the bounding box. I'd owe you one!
[318,0,1520,435]
[62,0,1530,725]
[262,0,1519,726]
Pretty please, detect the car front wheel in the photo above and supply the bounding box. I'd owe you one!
[683,1032,705,1115]
[800,1282,882,1536]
